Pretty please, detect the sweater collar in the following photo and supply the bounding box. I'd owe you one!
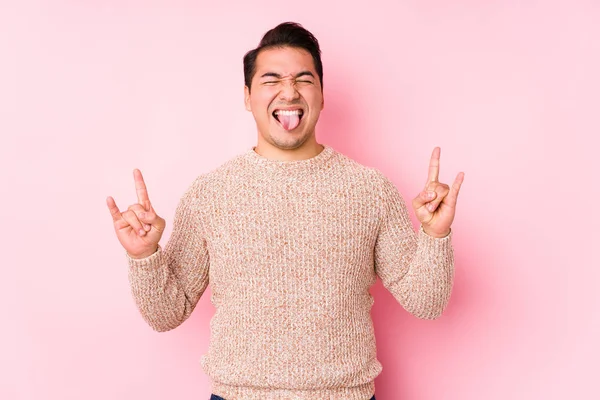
[244,144,335,173]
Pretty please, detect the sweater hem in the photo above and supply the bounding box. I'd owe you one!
[210,380,375,400]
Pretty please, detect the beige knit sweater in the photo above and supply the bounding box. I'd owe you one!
[127,145,454,400]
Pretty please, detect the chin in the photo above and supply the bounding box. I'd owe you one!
[266,131,311,150]
[271,137,308,150]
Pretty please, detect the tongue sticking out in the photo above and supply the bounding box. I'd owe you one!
[278,113,301,131]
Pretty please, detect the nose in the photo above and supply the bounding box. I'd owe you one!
[278,79,300,101]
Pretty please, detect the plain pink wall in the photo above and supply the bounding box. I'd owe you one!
[1,1,598,399]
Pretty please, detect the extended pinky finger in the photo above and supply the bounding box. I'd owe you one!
[106,196,122,222]
[446,172,465,207]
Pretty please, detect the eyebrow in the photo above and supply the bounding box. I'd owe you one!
[260,71,315,79]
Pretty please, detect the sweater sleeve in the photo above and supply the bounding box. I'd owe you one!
[373,172,454,320]
[126,177,210,332]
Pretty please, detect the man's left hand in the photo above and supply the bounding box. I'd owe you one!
[412,147,464,238]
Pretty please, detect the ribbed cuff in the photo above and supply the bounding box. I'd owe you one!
[418,226,453,255]
[419,225,452,239]
[126,245,163,271]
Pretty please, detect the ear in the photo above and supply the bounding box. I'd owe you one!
[244,86,251,112]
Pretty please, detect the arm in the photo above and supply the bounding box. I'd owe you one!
[374,173,454,319]
[126,177,210,332]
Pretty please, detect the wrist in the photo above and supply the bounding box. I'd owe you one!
[128,246,159,259]
[421,226,451,238]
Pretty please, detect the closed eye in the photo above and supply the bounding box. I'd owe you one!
[261,79,314,86]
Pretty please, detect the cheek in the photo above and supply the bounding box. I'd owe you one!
[303,92,323,114]
[251,92,276,114]
[300,86,320,99]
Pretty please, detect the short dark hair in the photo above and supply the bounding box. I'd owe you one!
[243,22,323,92]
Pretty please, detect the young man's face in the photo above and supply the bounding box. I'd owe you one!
[244,46,324,152]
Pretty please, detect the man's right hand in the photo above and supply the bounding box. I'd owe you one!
[107,169,166,259]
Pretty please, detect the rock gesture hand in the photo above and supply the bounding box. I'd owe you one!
[106,169,166,259]
[412,147,464,238]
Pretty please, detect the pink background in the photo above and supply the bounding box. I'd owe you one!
[1,1,598,399]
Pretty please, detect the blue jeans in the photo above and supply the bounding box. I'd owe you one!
[210,396,375,400]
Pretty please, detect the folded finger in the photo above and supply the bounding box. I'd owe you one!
[127,204,153,231]
[129,204,161,231]
[426,184,450,212]
[121,209,147,236]
[413,189,437,210]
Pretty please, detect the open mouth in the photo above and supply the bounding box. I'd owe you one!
[272,109,304,131]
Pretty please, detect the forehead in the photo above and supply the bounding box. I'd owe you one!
[254,46,317,77]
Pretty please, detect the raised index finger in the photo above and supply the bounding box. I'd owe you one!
[427,147,441,183]
[134,169,151,211]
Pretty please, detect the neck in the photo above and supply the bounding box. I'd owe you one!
[254,140,324,161]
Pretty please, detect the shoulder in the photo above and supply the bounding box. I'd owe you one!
[200,153,247,183]
[330,149,407,208]
[182,151,249,199]
[329,148,392,189]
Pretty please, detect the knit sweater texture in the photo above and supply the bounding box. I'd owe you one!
[127,145,454,400]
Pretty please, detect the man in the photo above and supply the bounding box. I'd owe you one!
[107,22,464,400]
